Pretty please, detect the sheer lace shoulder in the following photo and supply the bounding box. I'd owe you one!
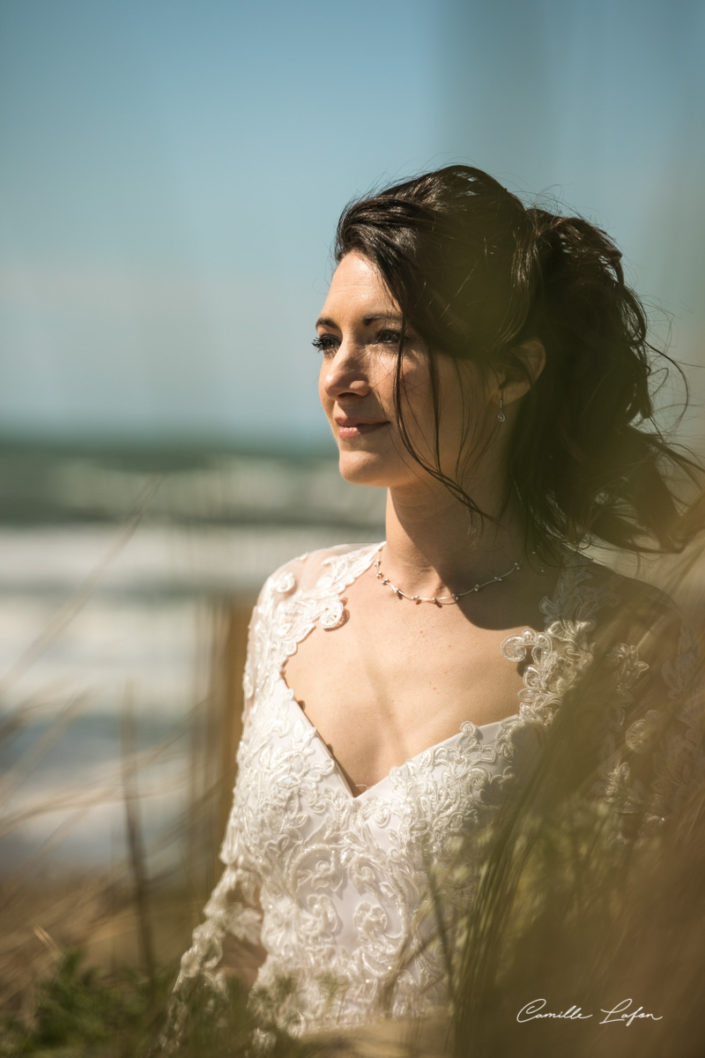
[242,542,380,724]
[537,560,704,839]
[498,556,705,839]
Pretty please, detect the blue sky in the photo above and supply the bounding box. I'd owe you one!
[1,0,703,448]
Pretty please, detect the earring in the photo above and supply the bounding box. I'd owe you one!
[497,390,506,423]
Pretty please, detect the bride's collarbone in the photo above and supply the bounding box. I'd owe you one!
[282,604,526,745]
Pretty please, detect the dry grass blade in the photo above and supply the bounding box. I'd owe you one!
[121,680,157,1002]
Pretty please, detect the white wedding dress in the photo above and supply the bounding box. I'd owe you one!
[172,542,704,1038]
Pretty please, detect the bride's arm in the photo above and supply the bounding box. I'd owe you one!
[156,573,277,1053]
[174,782,264,993]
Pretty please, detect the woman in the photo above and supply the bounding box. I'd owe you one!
[167,166,705,1052]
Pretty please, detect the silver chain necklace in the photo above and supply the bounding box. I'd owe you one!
[373,549,522,606]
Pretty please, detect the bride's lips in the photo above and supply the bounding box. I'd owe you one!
[334,417,390,440]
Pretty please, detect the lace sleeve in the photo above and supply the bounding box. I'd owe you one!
[592,600,705,841]
[173,805,264,994]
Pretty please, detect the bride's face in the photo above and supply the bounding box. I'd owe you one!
[316,251,497,491]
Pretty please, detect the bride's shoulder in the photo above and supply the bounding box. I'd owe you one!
[579,556,696,660]
[258,541,381,599]
[582,558,671,605]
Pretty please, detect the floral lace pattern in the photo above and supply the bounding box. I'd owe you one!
[173,542,705,1037]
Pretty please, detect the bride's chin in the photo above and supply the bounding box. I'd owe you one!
[337,449,429,491]
[337,451,398,488]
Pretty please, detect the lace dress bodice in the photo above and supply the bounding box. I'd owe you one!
[173,542,704,1037]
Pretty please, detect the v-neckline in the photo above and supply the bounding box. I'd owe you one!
[278,674,507,801]
[275,541,589,802]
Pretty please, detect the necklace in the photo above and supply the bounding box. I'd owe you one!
[373,548,522,606]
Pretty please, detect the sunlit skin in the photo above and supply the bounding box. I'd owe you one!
[283,251,551,796]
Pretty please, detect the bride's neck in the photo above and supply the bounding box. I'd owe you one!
[383,483,525,590]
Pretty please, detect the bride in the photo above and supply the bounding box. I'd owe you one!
[166,166,705,1050]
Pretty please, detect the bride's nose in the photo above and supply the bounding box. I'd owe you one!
[320,341,371,399]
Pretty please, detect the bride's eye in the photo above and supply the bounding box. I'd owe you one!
[312,335,339,356]
[375,329,403,347]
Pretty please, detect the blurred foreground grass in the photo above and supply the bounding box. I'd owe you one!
[1,947,174,1057]
[0,588,260,1057]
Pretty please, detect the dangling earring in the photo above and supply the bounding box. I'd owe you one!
[497,390,506,423]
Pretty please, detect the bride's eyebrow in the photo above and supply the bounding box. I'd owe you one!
[314,312,403,329]
[362,313,403,325]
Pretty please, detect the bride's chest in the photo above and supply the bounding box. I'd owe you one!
[289,611,526,723]
[280,602,530,793]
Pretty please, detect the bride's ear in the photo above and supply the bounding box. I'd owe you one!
[495,339,546,408]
